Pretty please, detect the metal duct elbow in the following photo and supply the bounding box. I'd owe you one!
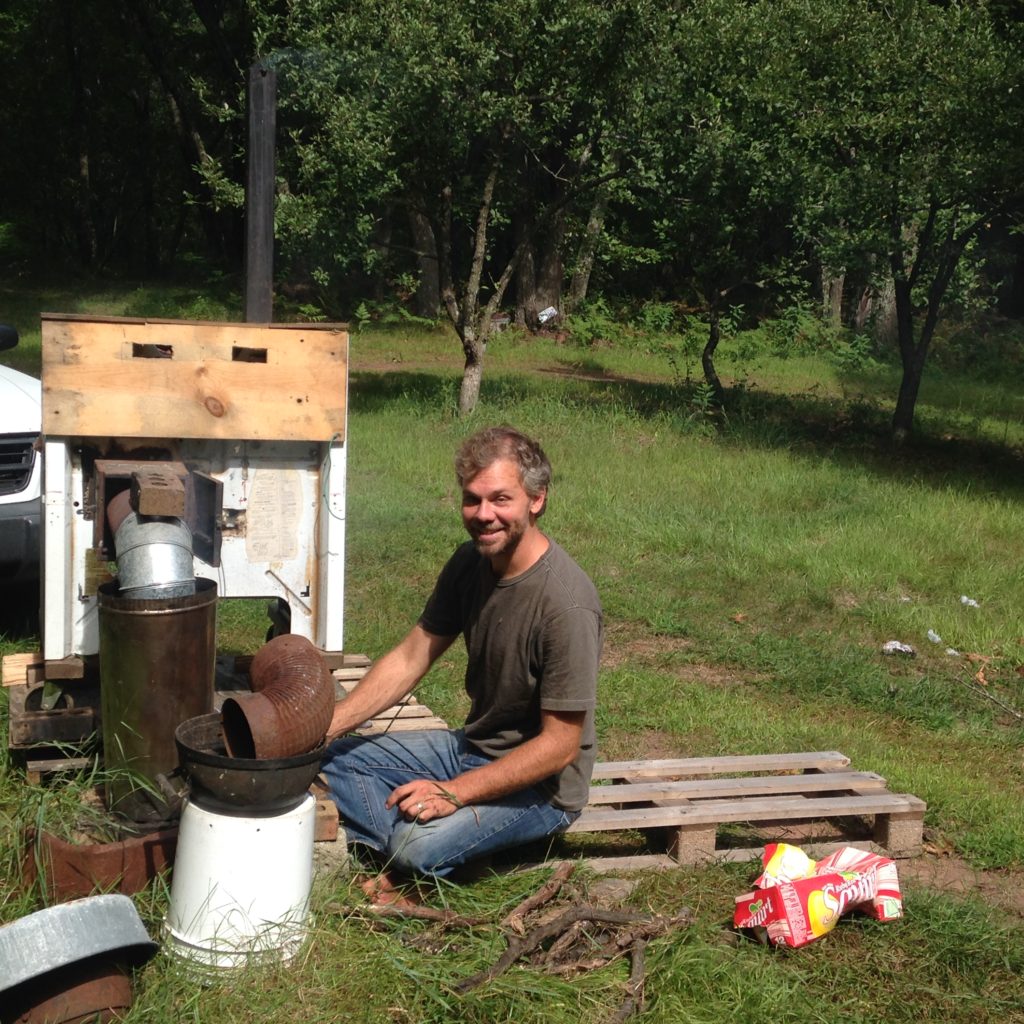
[221,634,335,760]
[107,489,196,600]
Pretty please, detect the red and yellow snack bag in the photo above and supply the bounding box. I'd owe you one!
[733,844,903,948]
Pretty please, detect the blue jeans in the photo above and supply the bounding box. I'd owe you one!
[320,729,578,878]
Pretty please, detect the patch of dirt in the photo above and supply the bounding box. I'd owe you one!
[898,852,1024,919]
[601,623,763,689]
[675,662,762,687]
[599,727,705,762]
[601,625,692,670]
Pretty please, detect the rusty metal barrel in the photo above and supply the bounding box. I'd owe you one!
[98,578,218,824]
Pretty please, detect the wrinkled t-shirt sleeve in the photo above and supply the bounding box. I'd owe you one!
[538,606,601,712]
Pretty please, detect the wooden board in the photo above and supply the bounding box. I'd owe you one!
[585,770,887,805]
[591,751,851,781]
[41,314,348,442]
[570,792,923,832]
[2,653,43,688]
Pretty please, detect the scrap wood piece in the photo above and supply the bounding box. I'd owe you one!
[501,860,576,935]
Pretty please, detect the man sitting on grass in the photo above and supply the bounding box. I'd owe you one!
[320,425,602,904]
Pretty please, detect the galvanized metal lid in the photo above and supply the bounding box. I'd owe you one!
[0,894,158,993]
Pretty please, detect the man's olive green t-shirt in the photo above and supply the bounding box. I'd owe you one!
[419,539,602,811]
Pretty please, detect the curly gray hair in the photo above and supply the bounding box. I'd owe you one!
[455,426,552,513]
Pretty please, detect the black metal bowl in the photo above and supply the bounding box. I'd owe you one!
[175,713,324,814]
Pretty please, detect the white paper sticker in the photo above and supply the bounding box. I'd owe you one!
[245,469,302,562]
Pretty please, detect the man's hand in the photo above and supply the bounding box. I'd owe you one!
[385,709,586,824]
[387,780,462,823]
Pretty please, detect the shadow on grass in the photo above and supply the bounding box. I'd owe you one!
[349,367,1024,499]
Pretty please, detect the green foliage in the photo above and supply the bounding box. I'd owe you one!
[564,298,634,348]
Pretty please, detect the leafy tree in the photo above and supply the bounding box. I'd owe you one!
[0,0,251,274]
[780,0,1024,440]
[643,0,800,403]
[253,0,662,414]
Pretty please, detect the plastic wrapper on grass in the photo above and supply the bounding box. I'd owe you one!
[733,843,903,948]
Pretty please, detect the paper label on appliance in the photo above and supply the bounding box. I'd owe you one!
[245,469,301,562]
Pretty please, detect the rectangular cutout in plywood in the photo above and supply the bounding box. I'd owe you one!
[41,313,348,442]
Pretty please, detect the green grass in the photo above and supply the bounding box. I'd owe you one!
[2,287,1024,1021]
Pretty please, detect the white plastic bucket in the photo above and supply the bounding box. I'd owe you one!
[164,794,315,969]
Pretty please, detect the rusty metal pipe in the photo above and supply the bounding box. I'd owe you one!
[221,634,334,759]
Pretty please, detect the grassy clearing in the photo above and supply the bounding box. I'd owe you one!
[1,289,1023,1021]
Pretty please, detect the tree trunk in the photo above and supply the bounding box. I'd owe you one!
[459,333,485,415]
[701,311,726,405]
[370,209,392,303]
[514,227,536,328]
[890,277,926,443]
[871,276,898,346]
[407,205,440,318]
[514,208,565,328]
[62,1,98,266]
[565,184,609,314]
[820,267,844,327]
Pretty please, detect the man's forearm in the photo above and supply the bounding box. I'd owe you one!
[326,625,453,741]
[326,658,415,740]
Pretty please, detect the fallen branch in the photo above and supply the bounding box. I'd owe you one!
[961,677,1024,721]
[609,938,648,1024]
[328,903,489,927]
[501,861,576,935]
[455,905,691,993]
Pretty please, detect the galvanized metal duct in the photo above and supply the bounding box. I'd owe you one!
[106,489,195,599]
[221,634,334,759]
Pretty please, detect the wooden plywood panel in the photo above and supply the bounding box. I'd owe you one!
[42,314,348,442]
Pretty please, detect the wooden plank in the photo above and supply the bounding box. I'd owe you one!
[586,771,887,805]
[357,716,450,734]
[367,705,436,721]
[314,798,339,842]
[9,708,97,747]
[42,315,348,442]
[568,792,922,833]
[591,751,850,781]
[323,652,373,670]
[43,657,87,681]
[25,757,92,785]
[2,653,43,688]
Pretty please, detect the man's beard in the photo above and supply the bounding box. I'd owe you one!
[470,516,526,559]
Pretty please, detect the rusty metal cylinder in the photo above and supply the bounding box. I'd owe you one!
[98,578,218,823]
[221,634,334,760]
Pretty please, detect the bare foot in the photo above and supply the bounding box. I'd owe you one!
[358,871,422,908]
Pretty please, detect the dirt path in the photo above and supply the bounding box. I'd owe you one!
[898,851,1024,919]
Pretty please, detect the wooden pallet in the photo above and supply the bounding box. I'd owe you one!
[563,751,926,872]
[333,667,450,735]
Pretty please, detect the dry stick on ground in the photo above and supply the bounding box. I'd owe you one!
[501,861,577,935]
[328,903,490,927]
[454,906,692,994]
[609,938,648,1024]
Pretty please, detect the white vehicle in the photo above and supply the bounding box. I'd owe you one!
[0,325,41,586]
